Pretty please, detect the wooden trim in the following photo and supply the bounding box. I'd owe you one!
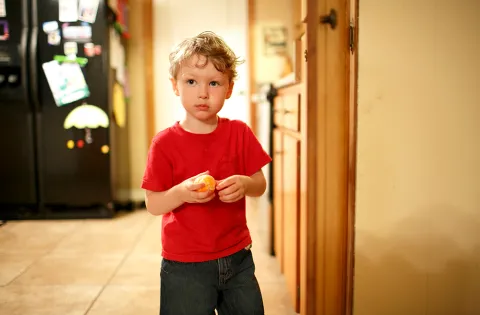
[247,0,257,134]
[144,0,155,145]
[303,0,319,313]
[320,0,350,311]
[305,0,353,313]
[345,0,359,313]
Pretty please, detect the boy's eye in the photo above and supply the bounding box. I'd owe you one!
[186,79,196,85]
[210,81,219,87]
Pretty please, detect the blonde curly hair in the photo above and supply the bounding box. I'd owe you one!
[169,31,244,82]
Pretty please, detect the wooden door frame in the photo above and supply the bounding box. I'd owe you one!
[144,0,156,145]
[345,1,359,313]
[303,0,358,314]
[247,0,257,134]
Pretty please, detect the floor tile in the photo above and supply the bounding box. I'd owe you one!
[86,285,159,315]
[252,249,284,285]
[0,253,41,286]
[0,207,296,315]
[130,217,162,255]
[11,253,124,286]
[1,220,81,235]
[77,210,152,235]
[0,221,77,255]
[0,284,102,315]
[109,254,161,286]
[50,230,139,256]
[261,283,297,315]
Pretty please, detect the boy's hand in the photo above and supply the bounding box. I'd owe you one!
[179,171,216,204]
[216,175,249,203]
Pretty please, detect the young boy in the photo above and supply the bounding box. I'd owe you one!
[142,31,272,315]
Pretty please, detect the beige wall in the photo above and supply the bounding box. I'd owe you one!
[354,1,480,314]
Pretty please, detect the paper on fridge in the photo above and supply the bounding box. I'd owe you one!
[59,0,78,22]
[42,60,90,107]
[0,0,6,18]
[78,0,100,23]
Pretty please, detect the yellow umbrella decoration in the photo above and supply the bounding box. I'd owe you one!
[63,104,110,153]
[63,104,109,129]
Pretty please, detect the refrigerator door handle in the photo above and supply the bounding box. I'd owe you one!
[20,0,30,105]
[20,27,30,104]
[29,25,40,111]
[29,0,41,111]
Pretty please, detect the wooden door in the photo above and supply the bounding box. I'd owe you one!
[301,0,355,314]
[282,135,300,312]
[272,129,284,271]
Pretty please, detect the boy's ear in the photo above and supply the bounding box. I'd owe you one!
[170,78,180,96]
[225,81,235,99]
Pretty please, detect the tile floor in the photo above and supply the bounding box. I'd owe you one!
[0,205,296,315]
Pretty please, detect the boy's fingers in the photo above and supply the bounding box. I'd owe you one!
[195,191,215,202]
[192,170,210,179]
[216,178,233,190]
[218,185,239,197]
[187,182,205,191]
[220,190,242,203]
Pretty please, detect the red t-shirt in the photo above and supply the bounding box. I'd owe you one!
[141,117,272,262]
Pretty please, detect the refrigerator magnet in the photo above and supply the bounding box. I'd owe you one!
[63,103,109,138]
[84,43,95,57]
[66,140,75,149]
[0,20,8,41]
[63,104,111,151]
[94,45,102,55]
[0,0,6,18]
[42,60,90,106]
[59,0,78,22]
[78,0,100,24]
[64,42,78,56]
[101,145,109,154]
[47,30,61,46]
[85,128,93,144]
[62,23,92,42]
[54,55,88,67]
[42,21,59,34]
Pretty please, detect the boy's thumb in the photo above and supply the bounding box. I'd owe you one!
[194,170,210,178]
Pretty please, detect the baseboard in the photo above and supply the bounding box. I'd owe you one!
[116,188,145,202]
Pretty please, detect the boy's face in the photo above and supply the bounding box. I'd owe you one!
[170,54,234,123]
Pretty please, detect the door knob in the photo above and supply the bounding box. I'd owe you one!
[320,9,337,29]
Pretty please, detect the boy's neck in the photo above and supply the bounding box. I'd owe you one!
[180,115,219,134]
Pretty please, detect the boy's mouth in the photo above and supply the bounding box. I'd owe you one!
[195,104,209,110]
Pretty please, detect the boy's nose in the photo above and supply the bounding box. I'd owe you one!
[198,85,208,99]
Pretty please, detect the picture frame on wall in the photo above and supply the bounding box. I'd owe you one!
[263,26,287,56]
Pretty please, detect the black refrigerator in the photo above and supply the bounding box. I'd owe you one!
[0,0,132,220]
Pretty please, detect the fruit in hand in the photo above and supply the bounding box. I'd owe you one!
[194,175,216,192]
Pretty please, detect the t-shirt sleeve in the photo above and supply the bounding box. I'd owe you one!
[242,124,272,176]
[141,138,173,192]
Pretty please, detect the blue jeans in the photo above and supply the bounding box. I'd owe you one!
[160,246,265,315]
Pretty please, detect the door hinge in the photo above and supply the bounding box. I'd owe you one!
[349,21,355,53]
